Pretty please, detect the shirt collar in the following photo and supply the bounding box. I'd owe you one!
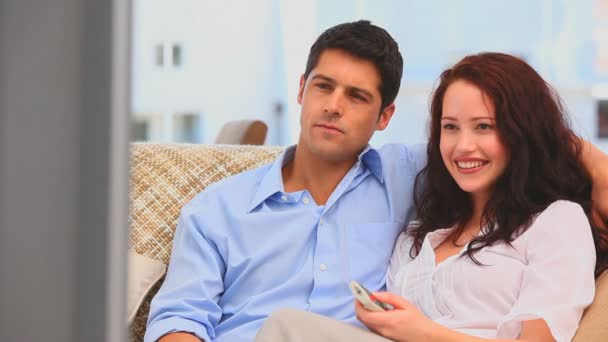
[247,144,384,212]
[358,145,383,183]
[248,145,296,212]
[426,228,454,249]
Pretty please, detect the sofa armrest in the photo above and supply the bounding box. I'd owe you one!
[573,271,608,341]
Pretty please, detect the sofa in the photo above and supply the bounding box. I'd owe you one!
[128,143,608,342]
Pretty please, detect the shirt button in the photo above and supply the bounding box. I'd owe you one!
[303,197,310,204]
[281,195,287,201]
[319,264,327,271]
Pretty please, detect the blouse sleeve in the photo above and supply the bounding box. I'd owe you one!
[496,201,596,342]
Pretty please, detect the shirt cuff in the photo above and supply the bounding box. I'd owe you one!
[144,316,212,342]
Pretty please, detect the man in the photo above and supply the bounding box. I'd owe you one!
[145,21,608,342]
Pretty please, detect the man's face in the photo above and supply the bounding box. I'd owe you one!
[297,48,395,163]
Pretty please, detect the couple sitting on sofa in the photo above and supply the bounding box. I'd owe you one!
[145,21,608,342]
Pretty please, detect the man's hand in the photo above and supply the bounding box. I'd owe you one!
[581,140,608,229]
[591,177,608,230]
[158,332,203,342]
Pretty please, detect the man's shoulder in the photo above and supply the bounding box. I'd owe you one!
[184,161,274,212]
[376,143,426,174]
[377,143,423,158]
[377,143,407,158]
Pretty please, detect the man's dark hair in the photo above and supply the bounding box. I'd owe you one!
[303,20,403,111]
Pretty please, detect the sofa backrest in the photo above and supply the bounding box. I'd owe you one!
[129,143,283,342]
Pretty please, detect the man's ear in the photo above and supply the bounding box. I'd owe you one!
[297,75,306,105]
[376,103,395,131]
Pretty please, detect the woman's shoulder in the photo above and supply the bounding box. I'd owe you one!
[394,228,415,251]
[541,200,585,214]
[534,200,587,225]
[520,200,590,240]
[391,222,420,259]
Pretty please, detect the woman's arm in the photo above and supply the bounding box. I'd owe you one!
[426,316,555,342]
[355,293,555,342]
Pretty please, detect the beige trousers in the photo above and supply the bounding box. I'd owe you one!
[255,309,394,342]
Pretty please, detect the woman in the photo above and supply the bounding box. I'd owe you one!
[355,52,608,342]
[256,53,608,342]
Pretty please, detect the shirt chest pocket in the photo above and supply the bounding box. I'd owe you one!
[347,221,403,288]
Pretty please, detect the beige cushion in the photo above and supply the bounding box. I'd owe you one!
[573,270,608,341]
[214,120,268,145]
[128,250,166,324]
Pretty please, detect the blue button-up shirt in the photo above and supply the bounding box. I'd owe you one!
[145,144,425,342]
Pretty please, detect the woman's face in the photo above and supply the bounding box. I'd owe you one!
[439,80,509,203]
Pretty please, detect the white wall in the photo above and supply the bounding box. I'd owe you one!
[132,0,285,144]
[131,0,608,152]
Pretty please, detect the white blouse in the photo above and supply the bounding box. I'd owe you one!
[387,200,596,342]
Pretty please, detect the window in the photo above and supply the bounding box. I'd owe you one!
[172,44,182,66]
[174,112,202,143]
[133,118,150,141]
[155,44,164,66]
